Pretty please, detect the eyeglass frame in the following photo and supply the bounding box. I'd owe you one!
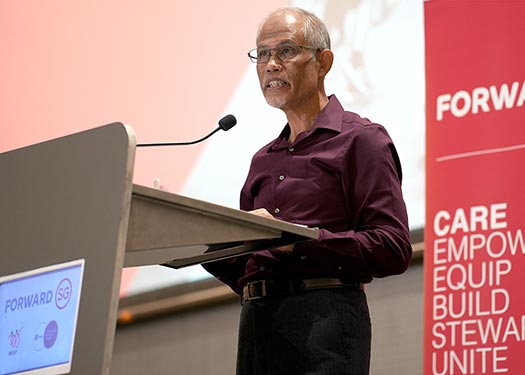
[247,43,321,64]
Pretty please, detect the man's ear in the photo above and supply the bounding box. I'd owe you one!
[318,49,334,78]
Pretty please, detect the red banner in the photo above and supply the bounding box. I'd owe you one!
[424,1,525,374]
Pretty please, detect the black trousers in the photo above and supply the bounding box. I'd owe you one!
[236,287,371,375]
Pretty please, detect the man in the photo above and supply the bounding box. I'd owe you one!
[204,7,412,374]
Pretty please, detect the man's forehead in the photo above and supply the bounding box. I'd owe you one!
[282,13,299,24]
[256,13,304,46]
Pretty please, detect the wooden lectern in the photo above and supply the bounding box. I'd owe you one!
[0,123,318,375]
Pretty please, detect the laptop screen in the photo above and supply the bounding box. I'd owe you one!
[0,259,85,375]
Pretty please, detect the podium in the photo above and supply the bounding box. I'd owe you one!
[0,123,318,375]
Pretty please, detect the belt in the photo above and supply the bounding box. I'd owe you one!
[241,278,362,304]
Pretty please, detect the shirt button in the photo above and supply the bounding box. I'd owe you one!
[338,266,343,271]
[300,255,307,260]
[259,266,266,272]
[288,147,294,152]
[274,208,280,214]
[278,175,285,181]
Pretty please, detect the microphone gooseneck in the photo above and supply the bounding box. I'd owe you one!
[137,114,237,147]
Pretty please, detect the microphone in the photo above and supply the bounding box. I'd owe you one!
[137,114,237,147]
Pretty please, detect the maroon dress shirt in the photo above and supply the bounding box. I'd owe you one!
[204,95,412,294]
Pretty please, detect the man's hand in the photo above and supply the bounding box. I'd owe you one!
[249,208,295,252]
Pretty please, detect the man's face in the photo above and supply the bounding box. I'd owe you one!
[255,14,321,112]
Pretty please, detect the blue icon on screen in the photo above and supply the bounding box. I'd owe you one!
[44,320,58,349]
[33,320,59,351]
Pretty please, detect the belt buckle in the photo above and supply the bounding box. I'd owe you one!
[243,280,267,303]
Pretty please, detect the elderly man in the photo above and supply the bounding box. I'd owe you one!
[204,7,412,374]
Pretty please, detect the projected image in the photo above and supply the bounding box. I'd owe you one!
[0,0,424,297]
[127,0,425,296]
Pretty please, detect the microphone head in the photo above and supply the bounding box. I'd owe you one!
[218,114,237,131]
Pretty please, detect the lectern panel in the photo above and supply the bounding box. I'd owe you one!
[0,123,135,375]
[125,185,319,268]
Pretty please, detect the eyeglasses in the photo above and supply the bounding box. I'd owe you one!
[247,44,319,64]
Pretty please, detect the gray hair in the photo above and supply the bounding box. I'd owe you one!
[258,7,331,50]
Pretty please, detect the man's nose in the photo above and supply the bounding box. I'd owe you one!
[265,54,283,72]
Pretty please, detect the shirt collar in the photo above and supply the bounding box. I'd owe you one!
[268,95,345,152]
